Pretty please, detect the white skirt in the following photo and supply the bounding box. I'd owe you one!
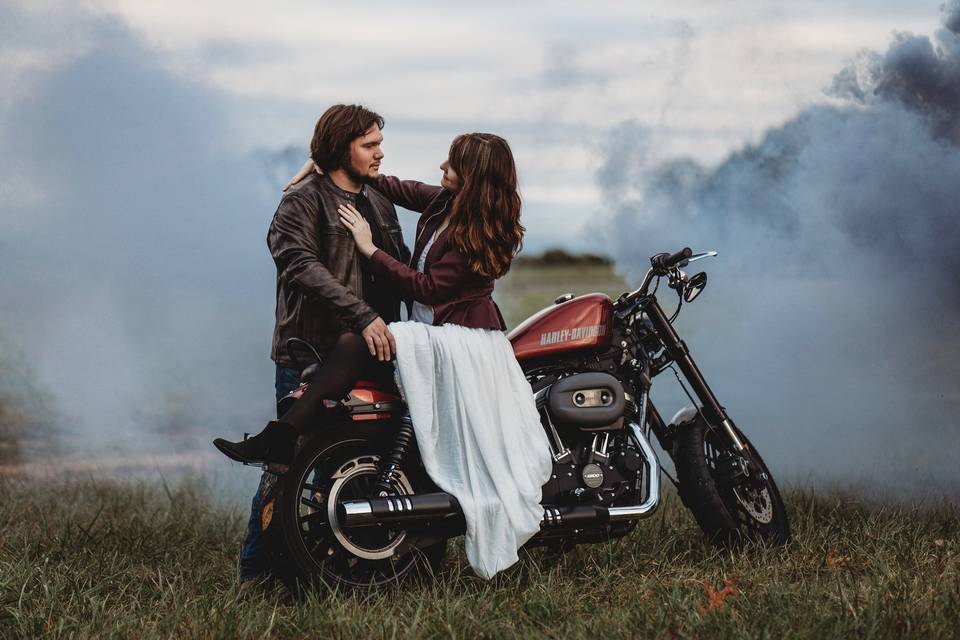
[390,321,553,578]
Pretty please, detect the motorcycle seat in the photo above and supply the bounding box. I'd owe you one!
[299,366,398,395]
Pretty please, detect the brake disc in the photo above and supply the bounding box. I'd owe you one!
[733,484,774,524]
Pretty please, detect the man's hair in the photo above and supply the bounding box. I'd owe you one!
[310,104,384,172]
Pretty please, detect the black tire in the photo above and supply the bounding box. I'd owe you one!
[673,417,790,548]
[261,424,447,593]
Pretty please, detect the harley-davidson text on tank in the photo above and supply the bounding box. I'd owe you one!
[539,324,606,346]
[508,293,615,361]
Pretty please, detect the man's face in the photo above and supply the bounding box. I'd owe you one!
[344,124,384,184]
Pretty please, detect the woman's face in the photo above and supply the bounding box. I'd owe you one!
[440,159,460,192]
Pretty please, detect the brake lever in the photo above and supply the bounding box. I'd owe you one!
[686,250,718,264]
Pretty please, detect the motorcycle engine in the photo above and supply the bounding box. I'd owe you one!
[536,372,644,505]
[540,431,643,505]
[547,372,627,431]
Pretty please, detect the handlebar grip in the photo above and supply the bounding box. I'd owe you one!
[651,247,692,271]
[665,247,693,267]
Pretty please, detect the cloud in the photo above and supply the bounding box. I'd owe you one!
[541,42,608,90]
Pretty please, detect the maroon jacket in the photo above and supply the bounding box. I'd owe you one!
[367,174,506,331]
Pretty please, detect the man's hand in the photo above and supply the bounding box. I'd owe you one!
[361,317,396,362]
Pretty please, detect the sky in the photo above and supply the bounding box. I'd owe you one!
[2,0,958,498]
[2,0,945,250]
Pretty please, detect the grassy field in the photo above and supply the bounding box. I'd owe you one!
[2,477,959,639]
[2,263,958,638]
[496,263,630,329]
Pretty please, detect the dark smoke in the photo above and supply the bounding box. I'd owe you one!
[600,5,960,498]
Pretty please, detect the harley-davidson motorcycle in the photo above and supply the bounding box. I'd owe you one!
[257,247,790,590]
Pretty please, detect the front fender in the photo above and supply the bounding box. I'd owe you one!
[669,405,700,428]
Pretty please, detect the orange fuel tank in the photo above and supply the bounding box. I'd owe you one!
[508,293,614,362]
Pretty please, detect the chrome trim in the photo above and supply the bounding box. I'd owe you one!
[638,390,650,436]
[534,386,568,459]
[533,387,550,407]
[573,388,613,408]
[630,267,657,300]
[607,422,661,522]
[541,507,562,527]
[687,250,718,263]
[340,500,375,526]
[721,418,746,451]
[590,432,611,463]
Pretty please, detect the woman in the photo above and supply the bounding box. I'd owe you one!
[214,133,524,464]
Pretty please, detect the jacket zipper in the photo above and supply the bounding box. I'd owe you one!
[353,246,362,297]
[414,201,450,265]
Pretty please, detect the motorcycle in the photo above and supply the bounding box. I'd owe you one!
[257,247,791,590]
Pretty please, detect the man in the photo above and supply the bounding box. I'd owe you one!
[235,104,410,585]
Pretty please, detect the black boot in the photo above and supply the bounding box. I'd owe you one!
[213,421,298,465]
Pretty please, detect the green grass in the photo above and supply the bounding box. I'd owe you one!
[2,477,958,639]
[2,265,957,637]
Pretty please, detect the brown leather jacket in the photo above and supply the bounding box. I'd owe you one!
[268,173,410,366]
[368,175,506,331]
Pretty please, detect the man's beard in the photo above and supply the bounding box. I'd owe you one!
[343,159,375,185]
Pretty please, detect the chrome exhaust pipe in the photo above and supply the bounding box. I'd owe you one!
[338,422,661,529]
[539,423,660,527]
[607,422,660,521]
[338,492,462,527]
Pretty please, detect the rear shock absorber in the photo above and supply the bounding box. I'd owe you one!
[372,415,415,497]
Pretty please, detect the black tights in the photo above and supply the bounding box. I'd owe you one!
[279,332,388,430]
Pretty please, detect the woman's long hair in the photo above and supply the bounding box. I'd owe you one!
[446,133,524,279]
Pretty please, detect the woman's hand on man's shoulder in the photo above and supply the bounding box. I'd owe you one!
[283,158,323,192]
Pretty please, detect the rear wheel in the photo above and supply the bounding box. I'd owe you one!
[262,425,447,592]
[674,416,790,547]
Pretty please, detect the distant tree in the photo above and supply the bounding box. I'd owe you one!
[0,336,59,463]
[515,247,612,267]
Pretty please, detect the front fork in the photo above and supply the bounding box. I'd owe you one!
[641,295,750,456]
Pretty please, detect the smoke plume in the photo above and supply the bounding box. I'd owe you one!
[0,7,280,461]
[600,3,960,498]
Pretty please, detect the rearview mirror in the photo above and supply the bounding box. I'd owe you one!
[683,272,707,303]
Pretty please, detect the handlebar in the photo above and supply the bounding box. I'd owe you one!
[651,247,692,271]
[616,247,713,313]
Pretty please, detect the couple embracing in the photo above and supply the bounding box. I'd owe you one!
[214,104,553,582]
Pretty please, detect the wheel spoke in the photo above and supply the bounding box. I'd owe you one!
[300,495,325,511]
[299,510,328,527]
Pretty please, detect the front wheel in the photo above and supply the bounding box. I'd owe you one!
[673,416,790,547]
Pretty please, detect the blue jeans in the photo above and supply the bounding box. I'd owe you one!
[238,366,301,582]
